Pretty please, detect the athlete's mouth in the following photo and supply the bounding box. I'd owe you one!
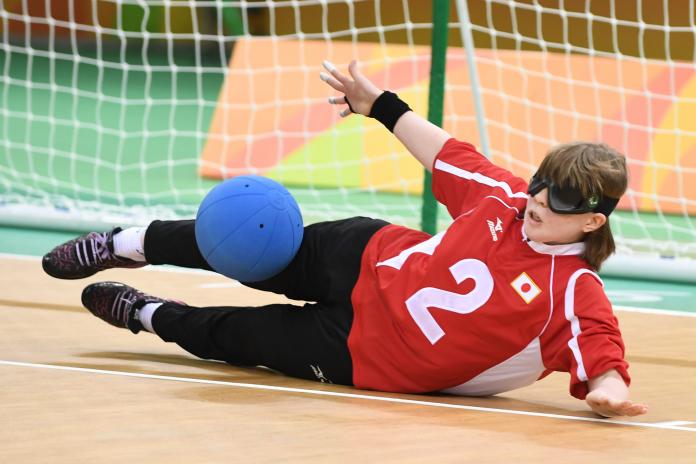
[528,210,542,224]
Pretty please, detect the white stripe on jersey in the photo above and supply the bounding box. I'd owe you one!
[376,231,445,270]
[441,337,544,396]
[564,269,602,382]
[434,159,529,200]
[482,195,521,214]
[539,255,555,337]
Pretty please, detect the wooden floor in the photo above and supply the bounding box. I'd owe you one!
[1,255,695,463]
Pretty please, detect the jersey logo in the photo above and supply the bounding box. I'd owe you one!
[310,364,332,384]
[511,272,542,304]
[487,217,504,241]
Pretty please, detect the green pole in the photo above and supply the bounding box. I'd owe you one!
[421,0,450,234]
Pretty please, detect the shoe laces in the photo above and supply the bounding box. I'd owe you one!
[111,290,137,324]
[75,232,114,266]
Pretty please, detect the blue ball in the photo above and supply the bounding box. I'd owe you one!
[195,175,303,282]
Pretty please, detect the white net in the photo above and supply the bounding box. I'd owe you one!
[1,1,695,272]
[447,0,696,262]
[0,0,434,231]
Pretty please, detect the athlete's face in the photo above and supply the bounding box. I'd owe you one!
[524,188,606,245]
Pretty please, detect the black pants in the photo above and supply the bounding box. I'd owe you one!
[143,217,388,385]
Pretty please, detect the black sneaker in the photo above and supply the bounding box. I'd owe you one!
[42,228,146,279]
[81,281,175,334]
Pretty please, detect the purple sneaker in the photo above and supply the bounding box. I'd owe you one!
[81,281,178,334]
[42,228,146,279]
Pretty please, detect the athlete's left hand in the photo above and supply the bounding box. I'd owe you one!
[585,390,648,417]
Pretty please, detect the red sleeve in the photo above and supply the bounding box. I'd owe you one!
[432,138,528,218]
[566,273,631,400]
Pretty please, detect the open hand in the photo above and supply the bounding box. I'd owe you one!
[320,60,382,117]
[585,389,648,418]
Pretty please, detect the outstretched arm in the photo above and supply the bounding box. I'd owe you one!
[585,369,648,417]
[320,60,451,172]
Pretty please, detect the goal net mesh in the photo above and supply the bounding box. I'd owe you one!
[1,1,694,262]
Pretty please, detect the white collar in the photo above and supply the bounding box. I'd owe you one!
[520,224,586,256]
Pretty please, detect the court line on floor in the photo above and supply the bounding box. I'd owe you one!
[2,359,695,433]
[613,306,696,318]
[652,420,696,427]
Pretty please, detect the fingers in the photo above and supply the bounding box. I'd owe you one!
[322,61,350,117]
[618,401,648,417]
[329,96,352,117]
[347,59,381,100]
[323,60,351,86]
[328,95,347,105]
[624,405,648,417]
[589,397,648,417]
[348,59,362,81]
[319,72,345,93]
[321,61,355,118]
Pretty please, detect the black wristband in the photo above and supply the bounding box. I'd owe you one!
[368,91,412,132]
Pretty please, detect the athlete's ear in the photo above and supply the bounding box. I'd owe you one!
[582,213,606,233]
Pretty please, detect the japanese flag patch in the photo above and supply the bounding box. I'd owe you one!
[511,272,542,304]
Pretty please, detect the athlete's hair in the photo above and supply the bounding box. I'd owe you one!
[536,142,628,271]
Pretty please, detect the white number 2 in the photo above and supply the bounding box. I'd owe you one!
[405,259,494,344]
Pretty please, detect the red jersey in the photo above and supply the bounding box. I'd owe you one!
[348,139,630,399]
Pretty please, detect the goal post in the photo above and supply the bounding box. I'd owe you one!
[445,0,696,281]
[0,1,695,282]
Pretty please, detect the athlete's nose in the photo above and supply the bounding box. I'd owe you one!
[531,188,549,209]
